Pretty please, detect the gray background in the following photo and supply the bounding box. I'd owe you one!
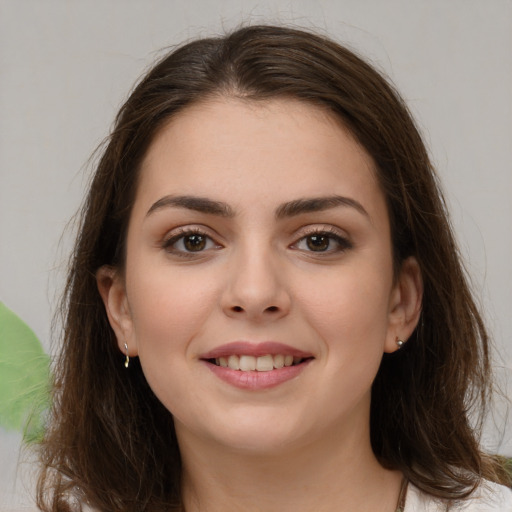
[1,0,511,508]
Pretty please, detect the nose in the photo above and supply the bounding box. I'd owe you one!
[221,246,291,322]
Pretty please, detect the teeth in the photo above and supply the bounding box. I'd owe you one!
[239,355,256,371]
[256,354,274,372]
[273,354,284,368]
[228,355,240,370]
[214,354,305,371]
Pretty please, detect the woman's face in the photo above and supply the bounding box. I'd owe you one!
[99,98,421,454]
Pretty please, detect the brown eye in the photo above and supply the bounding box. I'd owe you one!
[306,235,330,252]
[163,230,218,255]
[183,234,207,251]
[293,231,352,254]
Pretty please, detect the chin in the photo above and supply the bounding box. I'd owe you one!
[217,429,300,455]
[179,411,308,456]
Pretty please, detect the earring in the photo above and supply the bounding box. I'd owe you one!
[124,343,130,368]
[396,337,405,349]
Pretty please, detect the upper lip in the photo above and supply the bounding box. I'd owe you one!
[199,341,314,360]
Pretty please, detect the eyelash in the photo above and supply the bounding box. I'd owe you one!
[161,228,219,257]
[161,227,352,257]
[292,228,352,254]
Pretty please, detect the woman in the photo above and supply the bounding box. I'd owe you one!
[37,25,512,511]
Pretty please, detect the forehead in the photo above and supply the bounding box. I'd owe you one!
[134,97,385,221]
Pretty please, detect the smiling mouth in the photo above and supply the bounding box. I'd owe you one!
[207,354,311,372]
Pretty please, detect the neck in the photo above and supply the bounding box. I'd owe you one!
[177,418,403,512]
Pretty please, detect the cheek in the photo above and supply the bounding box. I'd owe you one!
[294,260,393,400]
[126,264,219,359]
[297,265,392,414]
[125,268,221,416]
[298,264,392,341]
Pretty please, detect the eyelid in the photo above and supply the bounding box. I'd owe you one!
[292,224,349,240]
[161,225,222,256]
[290,225,353,253]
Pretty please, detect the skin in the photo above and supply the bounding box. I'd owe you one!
[98,98,422,511]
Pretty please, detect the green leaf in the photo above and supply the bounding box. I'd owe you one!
[0,301,51,443]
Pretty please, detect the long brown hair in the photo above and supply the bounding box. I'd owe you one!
[37,25,510,511]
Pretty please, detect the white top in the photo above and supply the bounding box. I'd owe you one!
[405,481,512,511]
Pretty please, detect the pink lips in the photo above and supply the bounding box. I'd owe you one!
[200,341,313,360]
[200,341,313,390]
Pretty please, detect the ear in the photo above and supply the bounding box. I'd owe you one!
[384,256,423,353]
[96,265,138,357]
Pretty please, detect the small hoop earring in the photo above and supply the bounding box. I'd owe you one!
[124,343,130,368]
[396,338,405,349]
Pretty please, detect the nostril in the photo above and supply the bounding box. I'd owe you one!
[266,306,279,312]
[232,306,244,312]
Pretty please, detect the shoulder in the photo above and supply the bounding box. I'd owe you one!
[461,481,512,511]
[405,480,512,511]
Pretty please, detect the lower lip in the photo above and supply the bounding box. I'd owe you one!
[204,360,312,390]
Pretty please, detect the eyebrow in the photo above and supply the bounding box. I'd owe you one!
[275,195,369,219]
[146,194,368,219]
[146,195,235,217]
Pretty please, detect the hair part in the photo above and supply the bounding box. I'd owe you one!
[37,24,510,511]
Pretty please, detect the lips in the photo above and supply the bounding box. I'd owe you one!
[200,341,313,360]
[200,342,314,390]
